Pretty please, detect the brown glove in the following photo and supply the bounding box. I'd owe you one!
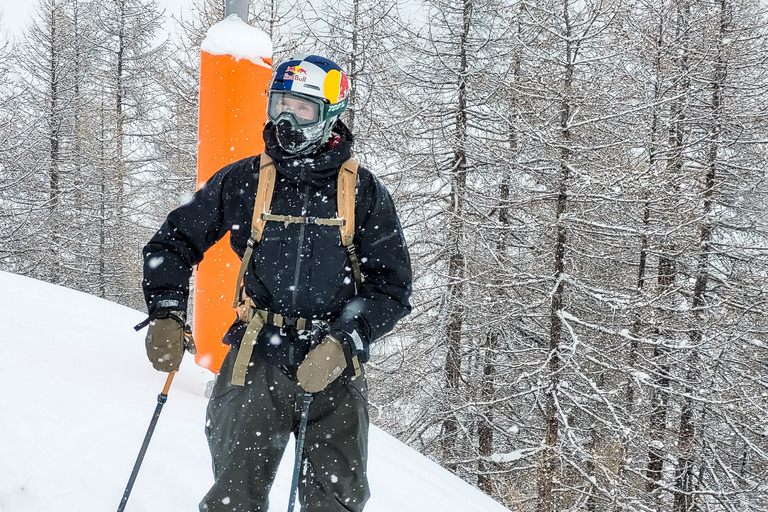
[297,336,347,393]
[144,311,196,372]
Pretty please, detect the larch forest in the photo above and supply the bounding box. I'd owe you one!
[2,0,768,510]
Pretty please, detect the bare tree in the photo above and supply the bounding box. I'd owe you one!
[91,0,166,307]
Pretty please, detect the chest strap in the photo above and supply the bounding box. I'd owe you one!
[261,213,345,228]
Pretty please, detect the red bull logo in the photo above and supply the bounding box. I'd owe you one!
[338,73,349,101]
[286,65,307,75]
[284,65,307,82]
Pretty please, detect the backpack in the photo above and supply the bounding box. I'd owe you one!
[232,153,363,308]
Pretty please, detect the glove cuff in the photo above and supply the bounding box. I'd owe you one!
[328,333,362,378]
[152,308,187,326]
[134,308,186,332]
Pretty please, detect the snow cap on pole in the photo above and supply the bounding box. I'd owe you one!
[201,15,272,67]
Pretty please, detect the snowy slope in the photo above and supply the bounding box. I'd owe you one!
[0,271,510,512]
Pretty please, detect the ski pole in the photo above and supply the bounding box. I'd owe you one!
[117,370,177,512]
[287,392,314,512]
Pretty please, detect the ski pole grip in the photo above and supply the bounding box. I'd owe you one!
[161,370,176,396]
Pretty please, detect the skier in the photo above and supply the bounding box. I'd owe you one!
[140,54,412,511]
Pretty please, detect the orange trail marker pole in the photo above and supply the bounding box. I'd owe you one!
[194,16,272,374]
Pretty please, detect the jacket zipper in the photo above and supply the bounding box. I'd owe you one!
[290,183,312,311]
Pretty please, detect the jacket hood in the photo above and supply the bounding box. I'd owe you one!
[263,120,355,187]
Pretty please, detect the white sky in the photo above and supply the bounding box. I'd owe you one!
[0,0,34,37]
[0,0,189,39]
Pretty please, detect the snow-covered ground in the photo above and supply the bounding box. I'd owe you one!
[0,271,510,511]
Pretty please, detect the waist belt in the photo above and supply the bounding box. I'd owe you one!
[232,298,315,386]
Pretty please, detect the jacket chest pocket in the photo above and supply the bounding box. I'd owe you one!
[249,232,295,296]
[304,229,355,305]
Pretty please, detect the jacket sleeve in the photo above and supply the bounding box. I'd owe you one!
[141,167,233,314]
[331,170,413,363]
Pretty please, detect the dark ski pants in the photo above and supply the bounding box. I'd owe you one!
[200,347,370,512]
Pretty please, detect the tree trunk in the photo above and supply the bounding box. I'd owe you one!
[99,99,108,299]
[477,3,524,492]
[629,8,664,416]
[673,3,727,510]
[346,0,360,133]
[48,4,62,284]
[646,0,692,498]
[477,330,497,493]
[538,2,574,510]
[440,0,471,469]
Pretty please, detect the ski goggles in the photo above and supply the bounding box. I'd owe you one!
[267,91,327,128]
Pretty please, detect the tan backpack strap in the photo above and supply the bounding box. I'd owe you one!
[338,158,358,245]
[338,158,363,288]
[231,309,267,386]
[232,154,277,308]
[252,154,277,243]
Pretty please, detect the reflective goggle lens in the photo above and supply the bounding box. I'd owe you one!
[267,92,323,126]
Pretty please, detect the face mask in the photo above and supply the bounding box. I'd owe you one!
[275,119,327,155]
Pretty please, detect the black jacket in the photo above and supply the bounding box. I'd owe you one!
[142,121,412,364]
